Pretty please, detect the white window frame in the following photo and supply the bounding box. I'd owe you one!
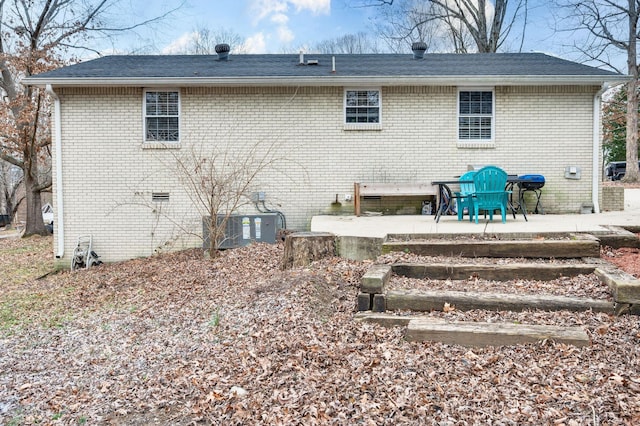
[143,89,181,144]
[457,87,495,144]
[344,88,382,130]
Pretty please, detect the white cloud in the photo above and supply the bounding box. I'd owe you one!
[251,0,288,24]
[245,33,267,53]
[161,31,198,54]
[271,12,289,25]
[251,0,330,23]
[271,12,293,43]
[289,0,330,14]
[277,26,294,44]
[248,0,331,51]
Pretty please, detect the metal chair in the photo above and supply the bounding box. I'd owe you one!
[471,166,509,224]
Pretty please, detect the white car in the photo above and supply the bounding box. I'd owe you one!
[42,203,54,225]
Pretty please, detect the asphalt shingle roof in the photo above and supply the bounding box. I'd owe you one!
[30,52,620,79]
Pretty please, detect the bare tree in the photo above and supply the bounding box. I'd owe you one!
[362,0,529,53]
[175,142,287,256]
[374,0,475,52]
[164,26,248,54]
[554,0,639,182]
[116,138,295,257]
[0,0,182,236]
[311,32,383,53]
[0,159,23,224]
[602,87,634,168]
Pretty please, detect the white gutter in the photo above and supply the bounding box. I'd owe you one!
[592,83,611,214]
[45,84,64,258]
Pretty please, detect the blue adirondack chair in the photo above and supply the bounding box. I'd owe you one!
[471,166,509,224]
[454,171,476,221]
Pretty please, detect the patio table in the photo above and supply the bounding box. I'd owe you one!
[431,180,472,223]
[433,176,531,223]
[505,178,528,222]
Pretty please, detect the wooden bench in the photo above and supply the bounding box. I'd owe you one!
[354,182,436,216]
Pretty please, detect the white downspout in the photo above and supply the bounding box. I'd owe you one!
[46,84,64,258]
[592,83,610,214]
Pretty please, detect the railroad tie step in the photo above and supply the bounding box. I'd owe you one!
[358,264,392,311]
[406,318,590,347]
[391,262,598,281]
[382,237,600,258]
[354,313,591,347]
[385,289,614,314]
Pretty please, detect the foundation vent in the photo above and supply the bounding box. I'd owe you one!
[152,192,170,202]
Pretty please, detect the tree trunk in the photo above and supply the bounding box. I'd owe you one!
[281,232,335,269]
[622,0,640,183]
[23,173,47,236]
[623,78,639,182]
[4,190,14,223]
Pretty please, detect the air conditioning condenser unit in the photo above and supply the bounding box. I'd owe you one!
[203,214,278,249]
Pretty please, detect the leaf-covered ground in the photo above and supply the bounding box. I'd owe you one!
[1,235,639,425]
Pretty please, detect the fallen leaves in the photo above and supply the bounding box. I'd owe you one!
[0,237,639,424]
[443,302,456,313]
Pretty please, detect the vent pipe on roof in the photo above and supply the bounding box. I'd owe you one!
[215,43,230,60]
[412,41,427,59]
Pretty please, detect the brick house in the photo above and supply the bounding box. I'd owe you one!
[25,48,627,263]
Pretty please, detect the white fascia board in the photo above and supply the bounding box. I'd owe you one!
[25,74,630,88]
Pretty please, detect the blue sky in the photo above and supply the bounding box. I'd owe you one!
[110,0,621,70]
[121,0,374,54]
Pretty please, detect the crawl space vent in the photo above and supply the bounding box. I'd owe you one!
[152,192,170,202]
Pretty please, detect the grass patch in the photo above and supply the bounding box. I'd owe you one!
[0,290,73,330]
[0,235,75,330]
[0,235,55,287]
[208,308,221,328]
[0,302,19,328]
[0,245,37,254]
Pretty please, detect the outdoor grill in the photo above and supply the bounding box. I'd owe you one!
[517,174,545,214]
[518,174,545,190]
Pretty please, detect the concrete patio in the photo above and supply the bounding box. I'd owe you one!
[311,189,640,238]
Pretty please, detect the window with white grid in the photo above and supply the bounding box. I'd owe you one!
[144,90,180,143]
[458,89,494,141]
[344,89,381,124]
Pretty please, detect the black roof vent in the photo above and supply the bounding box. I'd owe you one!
[412,42,427,59]
[215,43,230,61]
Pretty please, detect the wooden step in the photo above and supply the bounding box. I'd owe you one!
[392,262,598,281]
[355,313,591,347]
[385,289,613,313]
[355,311,422,327]
[597,226,640,249]
[361,264,392,293]
[382,237,600,258]
[406,318,590,347]
[595,265,640,312]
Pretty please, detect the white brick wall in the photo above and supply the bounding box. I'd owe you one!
[53,85,600,262]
